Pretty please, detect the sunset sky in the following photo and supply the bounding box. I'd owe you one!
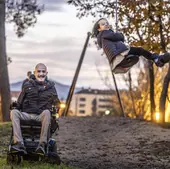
[6,0,128,89]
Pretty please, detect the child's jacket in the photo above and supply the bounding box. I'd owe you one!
[97,30,128,63]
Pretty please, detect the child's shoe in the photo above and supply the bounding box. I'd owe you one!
[152,53,170,67]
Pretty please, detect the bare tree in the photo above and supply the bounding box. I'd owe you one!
[0,0,10,121]
[0,0,43,121]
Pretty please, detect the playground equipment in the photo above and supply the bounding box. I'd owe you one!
[63,0,139,117]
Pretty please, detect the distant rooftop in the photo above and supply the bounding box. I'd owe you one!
[75,88,117,95]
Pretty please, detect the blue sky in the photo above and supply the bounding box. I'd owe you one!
[6,0,127,89]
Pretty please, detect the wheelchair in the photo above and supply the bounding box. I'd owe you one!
[6,108,61,165]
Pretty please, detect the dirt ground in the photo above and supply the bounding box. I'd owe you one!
[55,116,170,169]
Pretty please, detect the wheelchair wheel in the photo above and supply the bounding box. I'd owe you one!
[7,152,22,165]
[46,143,61,165]
[51,142,57,153]
[46,152,61,165]
[23,153,39,161]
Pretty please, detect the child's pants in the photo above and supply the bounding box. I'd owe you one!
[10,109,51,144]
[128,47,153,60]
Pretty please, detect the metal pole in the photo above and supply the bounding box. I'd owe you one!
[112,74,125,117]
[115,0,118,32]
[62,32,91,116]
[111,0,125,117]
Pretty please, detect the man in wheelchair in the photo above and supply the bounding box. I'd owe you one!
[10,63,60,156]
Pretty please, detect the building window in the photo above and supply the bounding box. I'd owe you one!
[98,105,113,108]
[79,104,85,107]
[99,98,112,102]
[98,111,105,114]
[79,110,85,114]
[79,97,86,101]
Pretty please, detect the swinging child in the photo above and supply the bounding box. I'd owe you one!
[92,18,170,73]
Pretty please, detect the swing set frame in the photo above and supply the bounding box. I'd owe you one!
[62,0,138,117]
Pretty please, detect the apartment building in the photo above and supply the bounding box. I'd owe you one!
[70,88,117,116]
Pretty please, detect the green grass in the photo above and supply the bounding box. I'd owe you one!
[0,159,76,169]
[0,158,75,169]
[0,122,11,159]
[0,122,78,169]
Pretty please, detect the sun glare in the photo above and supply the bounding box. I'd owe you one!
[155,112,160,122]
[60,103,66,109]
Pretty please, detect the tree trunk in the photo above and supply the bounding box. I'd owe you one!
[158,13,168,124]
[160,65,170,123]
[128,71,136,117]
[148,61,155,121]
[0,0,11,121]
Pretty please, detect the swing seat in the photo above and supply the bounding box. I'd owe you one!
[113,55,139,74]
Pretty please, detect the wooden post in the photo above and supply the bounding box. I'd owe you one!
[63,32,91,116]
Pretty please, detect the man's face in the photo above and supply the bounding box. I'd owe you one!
[34,65,48,82]
[98,19,110,31]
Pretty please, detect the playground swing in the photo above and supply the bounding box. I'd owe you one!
[112,0,139,74]
[110,10,139,74]
[63,0,138,116]
[112,54,139,74]
[91,23,139,74]
[91,2,139,74]
[63,0,170,116]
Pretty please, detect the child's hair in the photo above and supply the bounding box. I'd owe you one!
[92,18,107,38]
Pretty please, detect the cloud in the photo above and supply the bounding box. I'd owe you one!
[40,0,66,12]
[7,0,127,89]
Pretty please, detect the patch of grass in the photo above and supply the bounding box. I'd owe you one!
[0,158,76,169]
[0,122,11,158]
[0,123,78,169]
[0,122,11,137]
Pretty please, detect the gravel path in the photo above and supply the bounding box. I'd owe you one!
[55,116,170,169]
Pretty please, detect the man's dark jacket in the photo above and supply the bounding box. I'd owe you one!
[97,30,128,63]
[21,78,29,89]
[17,79,60,114]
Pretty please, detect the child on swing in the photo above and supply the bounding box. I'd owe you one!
[92,18,170,73]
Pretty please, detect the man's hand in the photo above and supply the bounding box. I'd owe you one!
[10,101,18,110]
